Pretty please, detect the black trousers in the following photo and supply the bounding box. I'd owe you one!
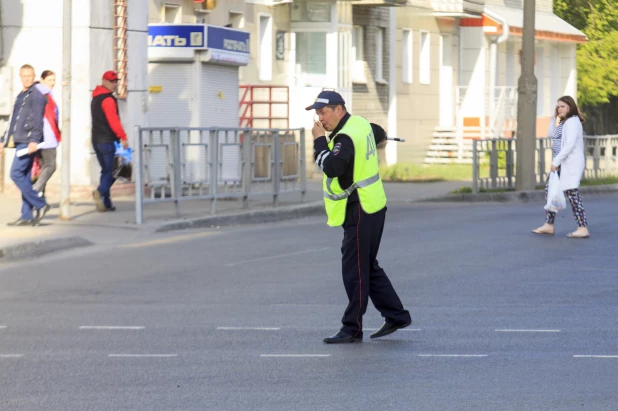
[340,202,411,338]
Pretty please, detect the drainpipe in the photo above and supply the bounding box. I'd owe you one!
[484,9,509,137]
[0,2,4,191]
[0,1,4,66]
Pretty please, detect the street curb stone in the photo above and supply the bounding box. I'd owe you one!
[155,201,325,232]
[0,236,93,262]
[417,183,618,203]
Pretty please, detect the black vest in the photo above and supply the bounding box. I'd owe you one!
[91,93,118,144]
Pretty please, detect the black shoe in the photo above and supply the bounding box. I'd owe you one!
[370,320,412,339]
[323,330,362,344]
[33,205,51,226]
[7,219,34,227]
[106,206,116,212]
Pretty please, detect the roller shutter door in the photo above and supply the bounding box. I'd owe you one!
[201,64,241,182]
[146,63,193,184]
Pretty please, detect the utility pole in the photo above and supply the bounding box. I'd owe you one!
[515,0,537,191]
[60,0,72,219]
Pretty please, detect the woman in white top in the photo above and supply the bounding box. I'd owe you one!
[532,96,589,238]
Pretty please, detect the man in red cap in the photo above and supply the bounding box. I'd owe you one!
[91,70,129,212]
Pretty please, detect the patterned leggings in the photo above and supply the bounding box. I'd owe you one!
[545,182,588,227]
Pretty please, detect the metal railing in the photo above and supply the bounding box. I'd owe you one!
[584,135,618,179]
[472,135,618,193]
[239,85,289,129]
[134,126,306,224]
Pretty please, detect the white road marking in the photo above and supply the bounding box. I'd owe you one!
[573,355,618,358]
[217,327,280,331]
[417,354,488,358]
[495,329,561,333]
[0,354,23,358]
[0,326,6,329]
[260,354,331,358]
[364,328,421,331]
[226,247,330,267]
[121,232,218,248]
[79,326,145,330]
[108,354,177,358]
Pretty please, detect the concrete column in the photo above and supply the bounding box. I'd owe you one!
[515,0,537,191]
[59,0,72,219]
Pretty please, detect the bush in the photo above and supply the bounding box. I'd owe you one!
[483,150,508,170]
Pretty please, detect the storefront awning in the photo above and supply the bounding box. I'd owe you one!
[462,7,588,44]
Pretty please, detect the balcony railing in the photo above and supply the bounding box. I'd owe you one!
[431,0,484,15]
[350,0,408,6]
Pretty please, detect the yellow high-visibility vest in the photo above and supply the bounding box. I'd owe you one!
[322,115,387,226]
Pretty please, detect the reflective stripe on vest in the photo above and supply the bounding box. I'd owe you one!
[321,115,386,227]
[323,172,381,201]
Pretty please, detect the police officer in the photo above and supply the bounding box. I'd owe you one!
[307,91,412,344]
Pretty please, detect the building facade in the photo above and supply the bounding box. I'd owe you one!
[0,0,588,192]
[0,0,149,192]
[417,0,586,163]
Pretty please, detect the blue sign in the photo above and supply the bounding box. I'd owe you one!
[207,26,250,54]
[148,25,205,48]
[147,24,250,66]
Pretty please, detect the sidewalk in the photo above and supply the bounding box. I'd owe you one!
[0,179,466,261]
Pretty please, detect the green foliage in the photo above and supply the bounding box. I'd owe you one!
[449,186,516,194]
[450,177,618,194]
[554,0,590,30]
[378,164,472,182]
[555,0,618,106]
[581,175,618,186]
[450,186,473,194]
[483,151,508,170]
[577,35,618,106]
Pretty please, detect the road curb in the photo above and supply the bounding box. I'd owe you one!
[155,201,325,232]
[417,183,618,203]
[0,236,93,262]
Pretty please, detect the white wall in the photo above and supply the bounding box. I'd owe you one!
[460,26,486,118]
[1,0,149,188]
[561,43,577,100]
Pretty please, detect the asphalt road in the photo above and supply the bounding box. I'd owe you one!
[1,195,618,411]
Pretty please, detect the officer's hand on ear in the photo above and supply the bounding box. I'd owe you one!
[312,121,326,139]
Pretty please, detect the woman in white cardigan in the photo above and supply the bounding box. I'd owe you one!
[532,96,589,238]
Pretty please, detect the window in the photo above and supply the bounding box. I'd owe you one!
[376,27,385,82]
[419,31,430,84]
[195,10,209,24]
[295,32,327,76]
[352,26,365,83]
[228,11,244,28]
[291,0,331,23]
[163,4,180,23]
[259,14,273,81]
[402,29,412,84]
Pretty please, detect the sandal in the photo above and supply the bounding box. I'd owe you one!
[531,228,554,235]
[566,232,590,239]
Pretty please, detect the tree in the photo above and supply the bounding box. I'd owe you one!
[553,0,588,30]
[554,0,618,106]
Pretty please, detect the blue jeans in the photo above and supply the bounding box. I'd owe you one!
[94,143,116,209]
[10,144,48,220]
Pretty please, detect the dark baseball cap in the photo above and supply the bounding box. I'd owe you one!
[102,71,118,81]
[305,91,345,111]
